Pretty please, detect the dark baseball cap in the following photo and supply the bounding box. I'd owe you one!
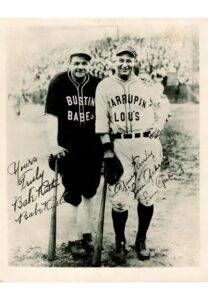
[69,47,92,61]
[115,45,137,58]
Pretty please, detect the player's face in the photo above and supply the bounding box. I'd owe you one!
[115,52,136,80]
[70,55,90,79]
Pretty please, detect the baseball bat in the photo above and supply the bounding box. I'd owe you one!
[48,157,58,261]
[92,167,108,267]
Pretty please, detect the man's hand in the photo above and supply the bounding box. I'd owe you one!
[102,142,114,159]
[104,155,124,185]
[48,146,69,173]
[149,123,163,139]
[101,142,123,185]
[103,149,115,159]
[49,145,68,158]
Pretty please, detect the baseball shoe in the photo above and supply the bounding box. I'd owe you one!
[135,238,150,261]
[82,233,94,252]
[112,241,127,264]
[68,240,88,258]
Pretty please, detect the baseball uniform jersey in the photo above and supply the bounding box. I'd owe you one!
[45,71,103,205]
[96,74,170,210]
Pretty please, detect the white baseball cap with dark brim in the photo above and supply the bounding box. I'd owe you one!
[115,45,137,58]
[69,48,92,61]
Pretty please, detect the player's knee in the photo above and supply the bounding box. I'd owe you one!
[64,192,82,206]
[139,198,155,207]
[112,201,129,212]
[82,188,97,199]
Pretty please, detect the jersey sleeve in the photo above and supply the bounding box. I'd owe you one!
[95,82,110,134]
[150,88,171,128]
[45,74,59,116]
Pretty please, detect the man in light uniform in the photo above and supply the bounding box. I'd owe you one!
[95,45,170,263]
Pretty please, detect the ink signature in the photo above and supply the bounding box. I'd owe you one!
[8,156,61,224]
[109,151,185,201]
[15,195,65,224]
[7,157,44,191]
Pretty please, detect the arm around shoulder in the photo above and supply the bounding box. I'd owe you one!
[153,94,171,130]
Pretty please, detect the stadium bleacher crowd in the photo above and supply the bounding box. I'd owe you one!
[8,33,199,111]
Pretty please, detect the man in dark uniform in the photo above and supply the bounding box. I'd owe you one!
[45,48,103,258]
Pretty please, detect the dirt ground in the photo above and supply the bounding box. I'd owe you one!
[7,102,199,268]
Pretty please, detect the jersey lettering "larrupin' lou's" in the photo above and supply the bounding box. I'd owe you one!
[96,75,169,134]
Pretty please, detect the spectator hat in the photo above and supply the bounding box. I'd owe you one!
[69,47,92,61]
[115,45,137,58]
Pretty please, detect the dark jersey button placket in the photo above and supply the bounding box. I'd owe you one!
[68,72,89,127]
[80,75,90,127]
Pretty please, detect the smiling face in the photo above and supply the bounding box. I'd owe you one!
[114,52,136,80]
[70,55,90,80]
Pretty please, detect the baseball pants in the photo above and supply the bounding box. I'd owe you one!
[108,137,163,212]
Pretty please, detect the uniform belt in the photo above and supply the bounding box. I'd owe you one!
[113,131,150,139]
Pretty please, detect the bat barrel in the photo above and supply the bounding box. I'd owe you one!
[48,158,58,261]
[92,171,107,267]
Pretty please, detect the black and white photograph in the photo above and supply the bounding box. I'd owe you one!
[2,18,207,281]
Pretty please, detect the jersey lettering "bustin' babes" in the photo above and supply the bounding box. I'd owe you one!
[66,95,95,122]
[96,75,160,134]
[66,95,95,107]
[45,71,101,147]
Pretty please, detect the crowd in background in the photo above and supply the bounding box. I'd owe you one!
[8,33,199,109]
[89,35,198,83]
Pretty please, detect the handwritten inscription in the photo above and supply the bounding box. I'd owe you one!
[132,150,155,170]
[109,150,185,204]
[156,164,184,188]
[15,195,65,224]
[139,190,159,206]
[36,178,59,197]
[12,186,37,212]
[7,156,61,224]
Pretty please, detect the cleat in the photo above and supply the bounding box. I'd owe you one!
[82,233,94,252]
[135,238,150,261]
[112,241,127,264]
[68,240,88,258]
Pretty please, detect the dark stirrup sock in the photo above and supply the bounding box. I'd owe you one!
[136,202,154,241]
[112,209,128,243]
